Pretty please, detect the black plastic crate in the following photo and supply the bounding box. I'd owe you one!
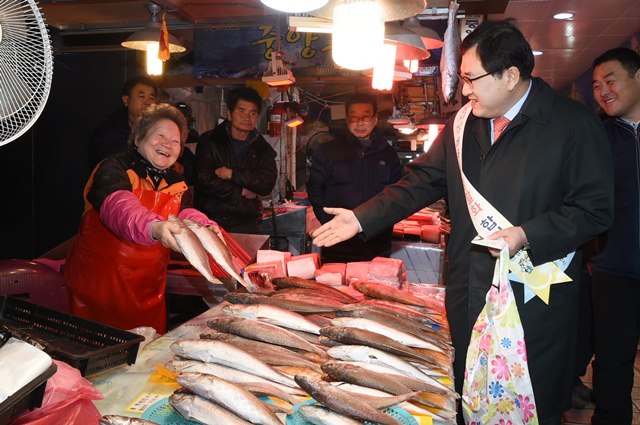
[0,362,57,425]
[0,296,144,376]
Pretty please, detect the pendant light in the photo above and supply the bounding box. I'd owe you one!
[332,0,384,70]
[121,3,186,76]
[261,0,329,13]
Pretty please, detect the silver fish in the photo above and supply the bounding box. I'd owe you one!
[294,374,403,425]
[165,360,307,400]
[440,0,461,105]
[99,416,158,425]
[327,345,452,395]
[168,392,250,425]
[225,292,339,314]
[183,219,259,291]
[176,372,282,425]
[298,404,364,425]
[208,316,326,355]
[168,215,218,283]
[222,303,321,334]
[170,339,297,387]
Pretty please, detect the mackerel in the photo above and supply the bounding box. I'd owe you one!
[176,372,281,425]
[170,339,296,387]
[440,0,461,105]
[208,316,326,355]
[169,391,251,425]
[294,374,402,425]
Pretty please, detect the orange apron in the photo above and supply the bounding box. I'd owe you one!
[65,187,181,334]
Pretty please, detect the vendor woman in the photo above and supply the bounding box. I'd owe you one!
[65,103,218,334]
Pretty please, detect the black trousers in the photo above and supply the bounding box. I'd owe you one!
[591,270,640,425]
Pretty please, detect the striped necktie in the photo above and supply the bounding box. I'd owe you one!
[493,116,511,143]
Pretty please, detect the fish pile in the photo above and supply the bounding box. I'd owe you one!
[164,275,459,424]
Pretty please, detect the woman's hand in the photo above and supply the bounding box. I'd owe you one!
[150,220,182,252]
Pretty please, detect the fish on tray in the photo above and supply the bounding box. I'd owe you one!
[98,416,159,425]
[169,391,251,425]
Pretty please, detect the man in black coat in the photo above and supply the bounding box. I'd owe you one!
[590,47,640,425]
[307,93,402,262]
[312,20,614,425]
[194,86,277,233]
[88,76,157,167]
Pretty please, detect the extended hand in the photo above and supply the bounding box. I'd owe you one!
[215,166,233,180]
[487,226,528,257]
[151,220,182,252]
[311,207,360,247]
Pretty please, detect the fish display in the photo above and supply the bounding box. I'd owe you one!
[98,416,159,425]
[167,215,218,284]
[440,0,461,105]
[163,268,458,424]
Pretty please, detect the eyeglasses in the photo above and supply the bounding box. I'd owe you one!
[348,115,375,124]
[458,71,493,88]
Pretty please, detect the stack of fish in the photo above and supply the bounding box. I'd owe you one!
[165,276,459,424]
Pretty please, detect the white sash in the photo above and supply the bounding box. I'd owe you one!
[453,103,573,304]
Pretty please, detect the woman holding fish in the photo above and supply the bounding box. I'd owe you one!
[65,103,220,333]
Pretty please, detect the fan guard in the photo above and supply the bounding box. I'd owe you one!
[0,0,53,147]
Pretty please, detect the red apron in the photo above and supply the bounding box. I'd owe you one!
[65,187,181,334]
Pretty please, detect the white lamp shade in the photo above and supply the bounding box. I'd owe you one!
[372,43,396,91]
[261,0,329,13]
[332,0,384,70]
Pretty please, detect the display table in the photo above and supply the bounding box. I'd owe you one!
[89,302,447,425]
[89,304,227,418]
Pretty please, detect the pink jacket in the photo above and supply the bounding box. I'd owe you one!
[99,190,216,245]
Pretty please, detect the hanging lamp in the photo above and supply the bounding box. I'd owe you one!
[332,0,384,70]
[121,3,186,75]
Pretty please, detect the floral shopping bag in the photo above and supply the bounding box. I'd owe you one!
[462,244,538,425]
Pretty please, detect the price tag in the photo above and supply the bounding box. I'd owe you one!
[125,392,170,414]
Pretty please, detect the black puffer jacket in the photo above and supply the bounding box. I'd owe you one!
[88,108,131,168]
[194,121,277,229]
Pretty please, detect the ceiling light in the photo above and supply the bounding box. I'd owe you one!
[532,50,543,56]
[288,16,333,33]
[332,0,384,70]
[385,21,430,61]
[121,4,185,76]
[261,0,329,13]
[372,43,397,91]
[553,12,574,20]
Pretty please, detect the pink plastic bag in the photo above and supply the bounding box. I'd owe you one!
[11,360,103,425]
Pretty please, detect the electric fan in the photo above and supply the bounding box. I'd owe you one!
[0,0,53,147]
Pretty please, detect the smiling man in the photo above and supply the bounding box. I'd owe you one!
[311,19,614,425]
[590,47,640,425]
[307,93,401,263]
[195,86,277,232]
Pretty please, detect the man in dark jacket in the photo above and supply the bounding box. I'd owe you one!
[312,20,613,425]
[590,47,640,425]
[194,86,277,232]
[308,93,402,262]
[88,76,157,167]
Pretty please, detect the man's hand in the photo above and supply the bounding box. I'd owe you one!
[150,220,182,252]
[487,226,528,257]
[215,166,233,180]
[311,207,360,247]
[241,188,257,199]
